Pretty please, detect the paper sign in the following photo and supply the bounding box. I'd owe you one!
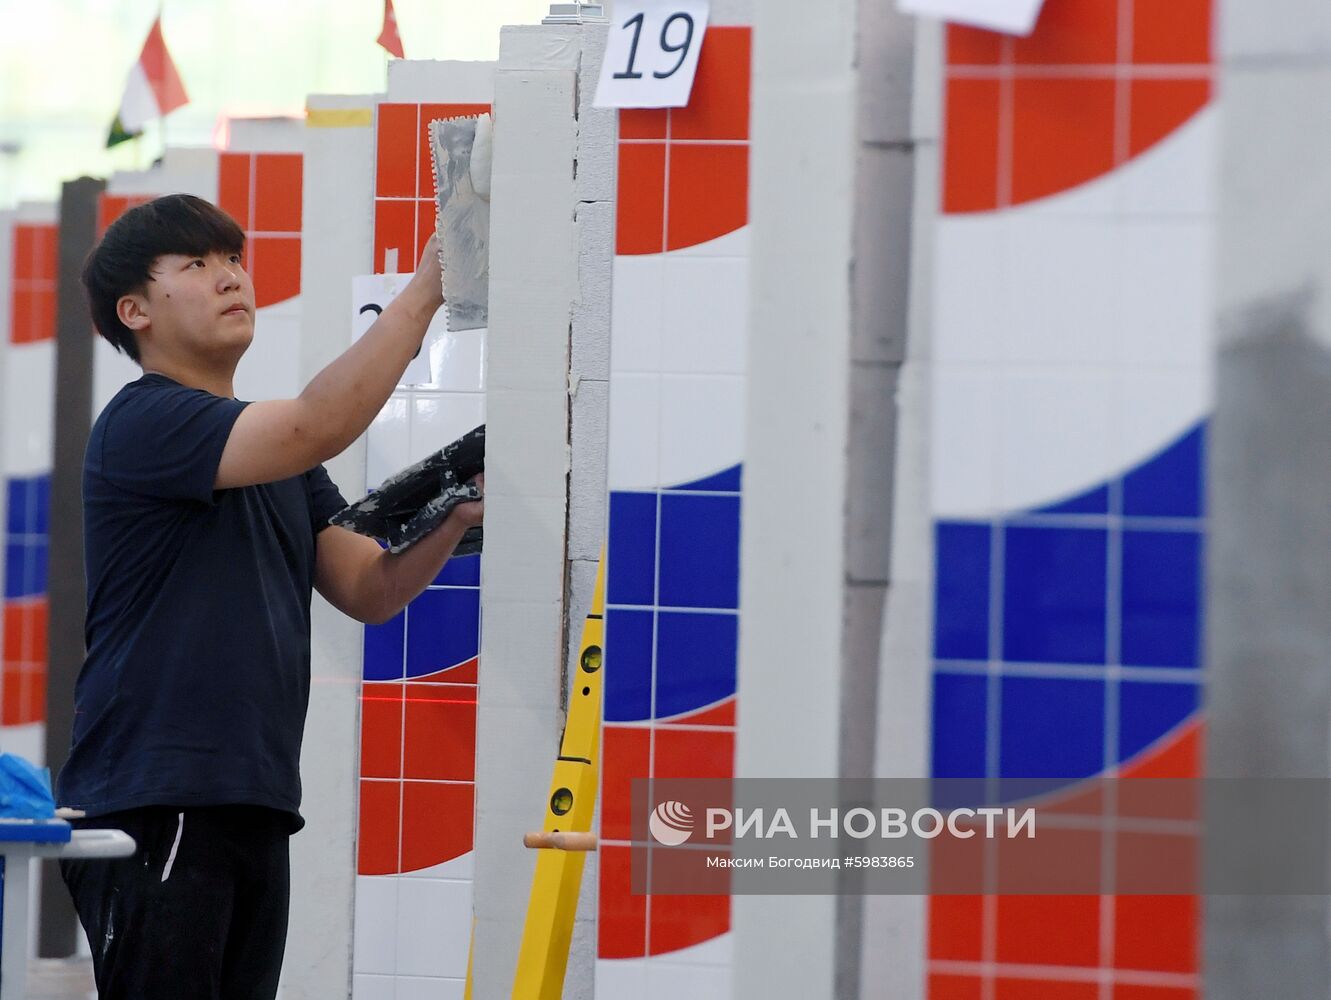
[351,274,436,386]
[897,0,1047,36]
[593,0,711,109]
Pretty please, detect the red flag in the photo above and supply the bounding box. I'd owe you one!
[378,0,405,59]
[109,15,189,146]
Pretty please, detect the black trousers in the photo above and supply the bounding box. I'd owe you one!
[60,805,291,1000]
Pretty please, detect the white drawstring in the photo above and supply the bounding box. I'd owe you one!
[161,812,184,882]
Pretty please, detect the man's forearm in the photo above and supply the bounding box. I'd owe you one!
[365,513,473,624]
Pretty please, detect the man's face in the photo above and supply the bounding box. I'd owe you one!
[123,250,256,365]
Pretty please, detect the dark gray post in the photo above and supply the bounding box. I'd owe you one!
[39,175,101,957]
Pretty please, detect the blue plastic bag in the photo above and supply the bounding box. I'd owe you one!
[0,752,56,820]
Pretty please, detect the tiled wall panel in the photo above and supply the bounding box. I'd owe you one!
[598,24,751,999]
[353,86,491,1000]
[928,1,1215,997]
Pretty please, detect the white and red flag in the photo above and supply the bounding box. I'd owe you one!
[108,15,189,147]
[377,0,406,59]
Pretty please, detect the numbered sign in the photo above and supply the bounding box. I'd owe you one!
[351,274,436,386]
[593,0,711,109]
[897,0,1047,35]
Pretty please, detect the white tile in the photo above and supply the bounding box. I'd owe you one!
[931,365,999,519]
[607,373,661,491]
[396,879,473,978]
[1114,106,1219,219]
[395,976,466,1000]
[933,216,1006,365]
[367,395,411,490]
[409,394,486,466]
[666,225,750,258]
[1001,216,1116,368]
[354,973,397,1000]
[236,307,302,401]
[996,368,1115,514]
[1113,218,1215,371]
[595,958,649,997]
[353,876,400,975]
[401,850,474,881]
[3,341,54,478]
[657,373,746,489]
[1115,368,1212,477]
[92,337,141,417]
[426,329,487,393]
[610,256,665,375]
[660,256,748,376]
[646,961,732,1000]
[1015,159,1118,218]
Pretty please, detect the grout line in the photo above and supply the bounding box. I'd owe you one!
[934,661,1202,683]
[996,35,1015,213]
[946,63,1214,79]
[929,958,1198,987]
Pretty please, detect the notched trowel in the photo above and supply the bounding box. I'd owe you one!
[430,113,493,332]
[330,424,485,555]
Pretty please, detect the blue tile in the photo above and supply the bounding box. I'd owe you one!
[405,588,480,678]
[934,522,991,660]
[931,672,988,779]
[1032,483,1110,516]
[31,475,50,535]
[1003,525,1108,664]
[657,494,741,610]
[667,464,742,493]
[655,611,738,720]
[1120,529,1202,669]
[363,611,405,681]
[434,554,480,587]
[605,608,653,722]
[3,542,23,600]
[26,540,47,597]
[607,492,658,606]
[1118,680,1199,763]
[1122,423,1204,519]
[1000,676,1106,780]
[5,479,26,536]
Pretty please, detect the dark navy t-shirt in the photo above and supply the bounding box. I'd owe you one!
[56,374,347,831]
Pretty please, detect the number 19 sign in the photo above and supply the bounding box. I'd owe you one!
[593,0,711,109]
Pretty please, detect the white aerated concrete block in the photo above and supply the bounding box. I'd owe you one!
[568,380,609,563]
[571,200,613,383]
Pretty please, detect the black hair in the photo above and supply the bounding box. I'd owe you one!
[82,194,245,363]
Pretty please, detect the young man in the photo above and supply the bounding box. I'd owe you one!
[55,194,478,999]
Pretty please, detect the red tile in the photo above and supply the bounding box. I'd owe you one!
[32,225,57,281]
[995,895,1100,967]
[401,780,473,871]
[996,978,1097,1000]
[1011,77,1117,205]
[942,78,1001,213]
[1,665,21,727]
[929,823,986,894]
[947,24,1005,66]
[402,683,476,781]
[648,890,729,956]
[419,103,491,198]
[359,683,403,779]
[416,199,437,268]
[616,143,666,255]
[413,656,478,685]
[1113,895,1197,973]
[9,288,33,345]
[601,725,650,842]
[20,600,48,665]
[97,195,128,237]
[1114,986,1196,1000]
[31,289,56,343]
[357,779,401,875]
[218,153,252,230]
[1121,719,1202,780]
[653,726,734,782]
[2,605,24,664]
[376,104,418,198]
[12,226,35,280]
[1013,0,1121,65]
[26,664,47,726]
[598,845,648,959]
[929,974,983,1000]
[248,236,301,308]
[253,153,302,233]
[1134,0,1213,66]
[375,198,417,273]
[620,109,668,139]
[671,26,750,141]
[928,894,983,961]
[666,143,747,251]
[1128,79,1211,160]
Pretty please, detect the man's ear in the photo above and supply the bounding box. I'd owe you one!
[116,293,150,332]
